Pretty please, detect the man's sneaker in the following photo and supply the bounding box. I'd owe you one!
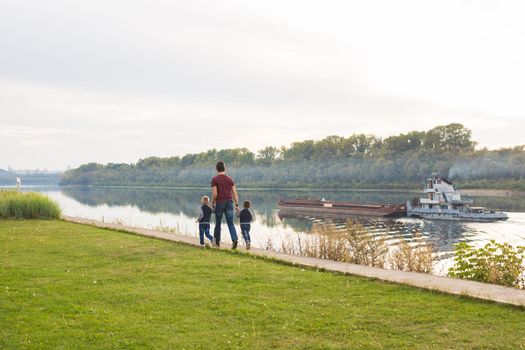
[246,242,251,250]
[232,241,238,250]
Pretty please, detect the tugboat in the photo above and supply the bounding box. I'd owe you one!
[407,174,508,222]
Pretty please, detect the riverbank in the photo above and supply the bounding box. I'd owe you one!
[461,188,525,197]
[64,215,525,306]
[2,219,525,349]
[49,184,525,197]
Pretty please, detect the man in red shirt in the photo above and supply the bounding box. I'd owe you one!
[211,161,240,248]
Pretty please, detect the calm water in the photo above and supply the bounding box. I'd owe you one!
[14,185,525,273]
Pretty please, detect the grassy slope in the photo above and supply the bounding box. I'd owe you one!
[1,220,525,349]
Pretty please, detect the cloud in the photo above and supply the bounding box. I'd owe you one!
[0,0,524,169]
[0,124,74,139]
[2,77,522,170]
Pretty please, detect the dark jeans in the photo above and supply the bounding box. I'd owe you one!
[198,223,214,245]
[240,223,251,243]
[214,200,238,244]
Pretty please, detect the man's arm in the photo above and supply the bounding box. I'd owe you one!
[211,186,218,206]
[232,185,239,209]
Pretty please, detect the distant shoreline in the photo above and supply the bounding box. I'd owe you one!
[53,184,525,196]
[4,184,524,197]
[55,184,419,192]
[460,189,525,197]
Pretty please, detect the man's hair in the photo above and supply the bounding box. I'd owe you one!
[216,161,225,172]
[243,200,251,209]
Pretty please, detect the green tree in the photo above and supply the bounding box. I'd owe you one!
[282,140,315,161]
[257,146,279,165]
[424,123,475,151]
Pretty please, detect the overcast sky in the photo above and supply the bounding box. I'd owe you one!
[1,0,524,170]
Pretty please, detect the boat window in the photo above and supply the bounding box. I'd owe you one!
[440,205,447,209]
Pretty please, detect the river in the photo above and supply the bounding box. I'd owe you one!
[11,185,525,274]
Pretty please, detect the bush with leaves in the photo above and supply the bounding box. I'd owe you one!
[448,240,525,288]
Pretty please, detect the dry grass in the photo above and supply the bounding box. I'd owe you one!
[278,222,434,272]
[153,218,180,234]
[390,231,434,273]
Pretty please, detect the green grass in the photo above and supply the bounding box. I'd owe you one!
[0,191,61,219]
[1,220,525,349]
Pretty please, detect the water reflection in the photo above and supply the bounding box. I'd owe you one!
[278,212,474,261]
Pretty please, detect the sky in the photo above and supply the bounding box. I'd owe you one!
[1,0,525,170]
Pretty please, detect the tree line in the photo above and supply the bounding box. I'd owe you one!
[0,170,61,186]
[60,123,525,190]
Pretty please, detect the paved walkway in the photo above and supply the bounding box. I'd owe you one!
[63,215,525,307]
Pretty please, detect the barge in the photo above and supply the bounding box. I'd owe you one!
[278,198,406,218]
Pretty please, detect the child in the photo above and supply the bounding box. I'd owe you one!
[196,196,214,246]
[238,200,255,250]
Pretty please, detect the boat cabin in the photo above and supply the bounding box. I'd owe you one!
[419,173,472,209]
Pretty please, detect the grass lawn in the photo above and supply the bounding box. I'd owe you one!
[1,220,525,349]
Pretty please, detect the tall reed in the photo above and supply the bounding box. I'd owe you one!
[280,221,389,268]
[0,191,62,219]
[390,231,434,273]
[279,221,434,272]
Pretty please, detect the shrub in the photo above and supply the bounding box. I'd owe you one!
[279,222,438,272]
[448,240,525,288]
[338,221,388,268]
[280,221,388,268]
[390,232,434,273]
[0,191,62,219]
[311,223,352,262]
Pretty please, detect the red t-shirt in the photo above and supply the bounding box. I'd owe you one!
[211,174,235,203]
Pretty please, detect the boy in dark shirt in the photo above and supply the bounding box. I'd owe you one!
[196,196,214,246]
[238,200,255,250]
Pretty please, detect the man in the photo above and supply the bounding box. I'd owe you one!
[211,161,240,249]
